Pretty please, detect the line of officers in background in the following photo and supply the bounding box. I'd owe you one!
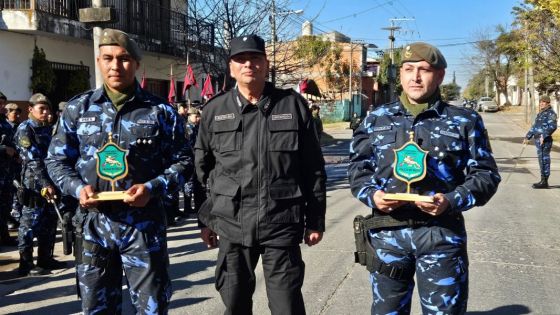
[0,91,205,276]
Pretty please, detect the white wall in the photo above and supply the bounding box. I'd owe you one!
[0,30,94,101]
[1,30,187,102]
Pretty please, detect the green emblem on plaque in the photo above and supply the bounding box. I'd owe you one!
[393,143,427,182]
[92,132,128,201]
[383,131,433,202]
[96,144,128,179]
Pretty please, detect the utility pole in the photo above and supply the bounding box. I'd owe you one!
[269,1,302,86]
[270,0,277,85]
[92,0,103,88]
[381,18,414,102]
[79,1,118,88]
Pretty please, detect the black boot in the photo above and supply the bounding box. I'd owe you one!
[30,243,67,275]
[18,249,35,276]
[532,176,549,189]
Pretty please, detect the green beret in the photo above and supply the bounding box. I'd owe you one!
[401,42,447,69]
[5,103,19,111]
[29,93,51,106]
[188,107,201,115]
[540,95,551,103]
[99,28,142,61]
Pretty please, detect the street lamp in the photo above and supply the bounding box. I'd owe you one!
[270,0,303,85]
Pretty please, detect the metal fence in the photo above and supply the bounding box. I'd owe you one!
[1,0,214,58]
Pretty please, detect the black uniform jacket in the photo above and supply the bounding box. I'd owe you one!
[195,83,326,247]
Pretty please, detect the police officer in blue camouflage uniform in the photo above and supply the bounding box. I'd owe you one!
[524,95,557,189]
[15,93,64,276]
[0,92,19,247]
[348,42,501,314]
[45,29,193,314]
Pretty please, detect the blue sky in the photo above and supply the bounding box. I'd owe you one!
[284,0,521,88]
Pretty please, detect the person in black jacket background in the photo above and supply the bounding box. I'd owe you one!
[195,34,326,315]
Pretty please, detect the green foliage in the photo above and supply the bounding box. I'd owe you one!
[30,46,56,94]
[513,1,560,92]
[294,36,333,67]
[440,82,461,101]
[464,68,495,100]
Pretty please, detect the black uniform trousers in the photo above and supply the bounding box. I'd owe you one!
[216,238,306,315]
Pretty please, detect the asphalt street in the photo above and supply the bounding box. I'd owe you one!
[0,107,559,314]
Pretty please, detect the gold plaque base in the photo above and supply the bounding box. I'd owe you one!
[383,193,434,203]
[91,191,126,201]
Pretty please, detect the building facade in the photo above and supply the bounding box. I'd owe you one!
[0,0,215,105]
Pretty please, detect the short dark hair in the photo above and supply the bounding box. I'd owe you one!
[310,104,320,111]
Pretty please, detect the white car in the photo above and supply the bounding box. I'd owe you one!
[477,97,499,112]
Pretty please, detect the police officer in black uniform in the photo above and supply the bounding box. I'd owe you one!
[195,34,327,315]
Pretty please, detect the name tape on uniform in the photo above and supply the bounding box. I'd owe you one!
[137,119,156,125]
[215,113,235,121]
[373,126,392,132]
[439,130,460,139]
[78,117,96,123]
[271,113,293,121]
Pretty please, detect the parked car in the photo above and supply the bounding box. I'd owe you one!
[477,97,499,112]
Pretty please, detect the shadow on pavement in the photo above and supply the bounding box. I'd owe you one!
[467,304,531,315]
[0,271,77,307]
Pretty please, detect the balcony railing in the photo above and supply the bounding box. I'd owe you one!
[1,0,214,58]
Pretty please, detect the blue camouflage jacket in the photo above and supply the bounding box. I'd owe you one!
[45,84,193,205]
[526,107,557,141]
[14,118,53,192]
[0,115,17,187]
[348,100,501,219]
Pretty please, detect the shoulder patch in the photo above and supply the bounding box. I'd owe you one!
[19,136,31,148]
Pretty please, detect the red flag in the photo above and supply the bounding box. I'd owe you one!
[182,64,198,95]
[201,73,214,99]
[168,78,176,103]
[298,79,308,94]
[140,70,146,89]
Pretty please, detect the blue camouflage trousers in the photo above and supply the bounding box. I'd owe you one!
[535,138,553,178]
[17,204,57,251]
[369,222,468,314]
[78,211,172,314]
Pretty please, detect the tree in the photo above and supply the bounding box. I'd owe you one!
[30,46,56,94]
[471,26,521,106]
[463,69,493,100]
[440,82,461,101]
[185,0,293,88]
[513,1,560,94]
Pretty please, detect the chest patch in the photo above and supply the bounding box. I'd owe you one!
[215,113,235,121]
[440,130,460,139]
[271,113,293,121]
[78,117,96,123]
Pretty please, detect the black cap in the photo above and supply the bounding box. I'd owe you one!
[229,35,266,58]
